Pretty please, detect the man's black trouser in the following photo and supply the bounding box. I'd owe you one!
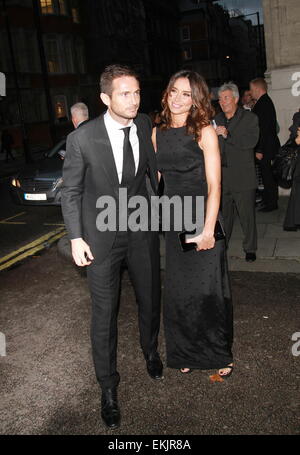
[260,157,278,208]
[86,230,161,390]
[222,188,257,253]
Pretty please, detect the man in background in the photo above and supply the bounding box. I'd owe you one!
[70,102,89,129]
[215,82,259,262]
[250,78,280,212]
[241,90,255,111]
[1,129,14,162]
[59,103,89,160]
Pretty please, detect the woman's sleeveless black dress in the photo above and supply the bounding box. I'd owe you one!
[156,126,233,370]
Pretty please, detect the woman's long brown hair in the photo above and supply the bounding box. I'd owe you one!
[159,70,214,141]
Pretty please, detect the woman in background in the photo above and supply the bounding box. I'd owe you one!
[283,110,300,231]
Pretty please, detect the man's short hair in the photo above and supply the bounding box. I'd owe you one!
[218,81,240,99]
[250,77,268,92]
[71,102,89,118]
[100,64,139,96]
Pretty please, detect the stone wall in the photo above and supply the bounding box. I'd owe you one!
[262,0,300,144]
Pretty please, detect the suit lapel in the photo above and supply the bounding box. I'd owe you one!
[227,107,244,135]
[93,116,120,193]
[134,118,147,175]
[134,115,158,192]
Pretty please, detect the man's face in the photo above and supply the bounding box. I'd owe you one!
[249,83,258,101]
[101,76,140,125]
[219,90,238,117]
[243,90,252,104]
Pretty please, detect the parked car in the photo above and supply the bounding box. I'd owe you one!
[10,139,66,206]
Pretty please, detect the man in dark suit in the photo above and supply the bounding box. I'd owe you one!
[215,82,259,262]
[59,103,90,160]
[250,78,281,211]
[61,65,162,430]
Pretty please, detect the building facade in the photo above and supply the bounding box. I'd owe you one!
[262,0,300,144]
[179,0,233,87]
[178,0,265,92]
[0,0,181,153]
[0,0,96,151]
[84,0,181,112]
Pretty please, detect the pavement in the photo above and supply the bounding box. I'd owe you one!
[0,247,299,436]
[1,148,299,437]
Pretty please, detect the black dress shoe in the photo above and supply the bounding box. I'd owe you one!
[245,252,256,262]
[146,352,164,380]
[101,388,120,429]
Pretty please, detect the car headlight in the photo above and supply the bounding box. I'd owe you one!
[52,177,63,190]
[11,178,21,188]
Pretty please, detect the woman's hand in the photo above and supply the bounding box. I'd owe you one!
[185,231,215,251]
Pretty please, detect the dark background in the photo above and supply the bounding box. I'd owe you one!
[0,0,266,160]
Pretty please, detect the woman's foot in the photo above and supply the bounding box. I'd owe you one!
[218,363,234,379]
[179,368,193,374]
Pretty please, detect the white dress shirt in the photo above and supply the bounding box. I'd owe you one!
[104,110,139,184]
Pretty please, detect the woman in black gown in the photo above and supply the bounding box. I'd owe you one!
[283,111,300,231]
[152,70,233,378]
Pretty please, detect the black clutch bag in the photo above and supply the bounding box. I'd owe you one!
[179,220,225,252]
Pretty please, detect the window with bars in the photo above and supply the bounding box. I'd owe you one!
[46,39,61,73]
[64,39,75,73]
[54,95,68,122]
[71,0,80,23]
[181,26,190,41]
[183,48,192,61]
[40,0,54,15]
[58,0,67,15]
[76,42,86,74]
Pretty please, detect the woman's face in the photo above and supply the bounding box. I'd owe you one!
[167,77,193,116]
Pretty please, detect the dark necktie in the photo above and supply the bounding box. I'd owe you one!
[121,126,135,186]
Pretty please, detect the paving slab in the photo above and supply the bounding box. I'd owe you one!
[231,221,268,239]
[228,257,300,273]
[228,238,277,259]
[275,239,300,258]
[265,224,300,239]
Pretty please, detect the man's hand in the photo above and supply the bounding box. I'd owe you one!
[216,126,228,139]
[256,152,263,161]
[71,238,94,266]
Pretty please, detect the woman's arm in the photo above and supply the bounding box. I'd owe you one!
[186,125,221,251]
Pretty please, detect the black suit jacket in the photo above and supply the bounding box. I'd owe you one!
[252,93,280,159]
[61,113,158,264]
[214,107,259,192]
